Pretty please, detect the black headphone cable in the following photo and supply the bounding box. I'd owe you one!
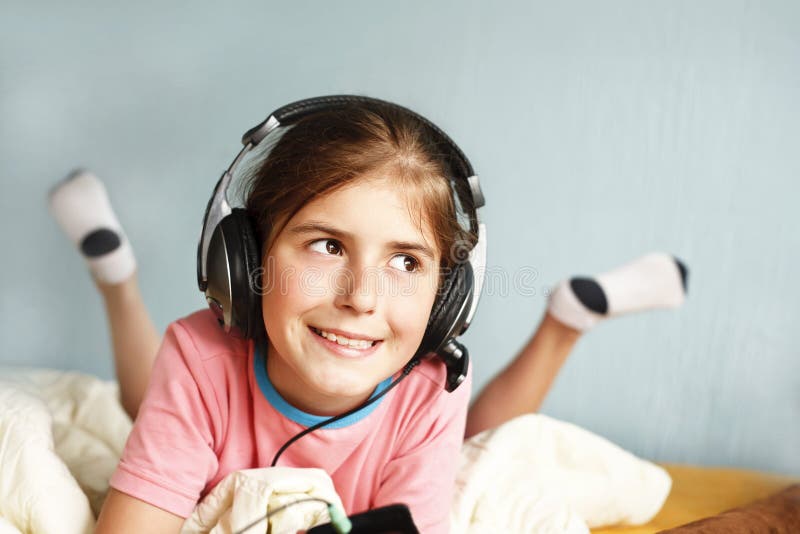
[230,359,421,534]
[270,357,421,467]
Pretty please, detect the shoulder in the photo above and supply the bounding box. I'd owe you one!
[112,312,243,513]
[128,310,251,457]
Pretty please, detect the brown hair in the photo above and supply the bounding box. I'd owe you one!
[241,101,477,288]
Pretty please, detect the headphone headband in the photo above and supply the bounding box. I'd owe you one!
[240,95,485,236]
[243,95,475,177]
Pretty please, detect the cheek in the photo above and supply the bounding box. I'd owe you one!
[388,277,438,344]
[260,256,322,329]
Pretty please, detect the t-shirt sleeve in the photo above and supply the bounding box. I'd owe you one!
[109,320,222,518]
[371,367,472,534]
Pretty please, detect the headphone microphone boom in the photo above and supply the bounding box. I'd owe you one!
[195,95,487,392]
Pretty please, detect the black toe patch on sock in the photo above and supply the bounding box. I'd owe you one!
[80,228,121,257]
[64,168,89,182]
[570,278,608,314]
[673,256,689,293]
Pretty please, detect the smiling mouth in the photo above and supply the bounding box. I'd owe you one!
[309,326,381,348]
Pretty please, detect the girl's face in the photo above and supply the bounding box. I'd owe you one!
[261,173,441,416]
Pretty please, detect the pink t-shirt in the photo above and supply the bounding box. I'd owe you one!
[110,308,471,533]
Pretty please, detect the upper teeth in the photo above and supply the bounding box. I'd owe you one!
[314,328,375,349]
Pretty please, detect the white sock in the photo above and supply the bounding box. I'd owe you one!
[547,252,688,332]
[47,169,137,285]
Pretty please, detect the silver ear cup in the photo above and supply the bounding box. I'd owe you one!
[204,222,235,333]
[197,171,234,292]
[203,209,263,340]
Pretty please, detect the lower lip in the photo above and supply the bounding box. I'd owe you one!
[308,326,383,359]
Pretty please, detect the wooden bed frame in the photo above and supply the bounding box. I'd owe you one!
[592,464,799,533]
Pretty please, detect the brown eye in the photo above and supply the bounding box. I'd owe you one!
[389,254,420,273]
[325,240,340,255]
[309,239,342,256]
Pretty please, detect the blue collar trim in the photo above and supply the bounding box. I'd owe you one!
[253,342,392,429]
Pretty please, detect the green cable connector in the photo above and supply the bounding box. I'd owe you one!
[327,503,352,534]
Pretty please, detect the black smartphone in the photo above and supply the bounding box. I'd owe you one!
[306,503,419,534]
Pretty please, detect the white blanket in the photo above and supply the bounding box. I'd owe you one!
[181,467,344,534]
[0,368,670,533]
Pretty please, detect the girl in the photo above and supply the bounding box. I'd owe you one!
[48,97,687,533]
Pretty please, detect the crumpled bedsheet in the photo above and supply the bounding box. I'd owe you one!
[0,367,670,533]
[451,414,671,533]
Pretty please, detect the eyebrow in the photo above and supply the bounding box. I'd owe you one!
[288,221,437,261]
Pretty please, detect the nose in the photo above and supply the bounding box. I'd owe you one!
[333,262,379,314]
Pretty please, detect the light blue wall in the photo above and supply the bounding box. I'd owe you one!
[2,1,798,475]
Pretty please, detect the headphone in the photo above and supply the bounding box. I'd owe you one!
[196,95,487,392]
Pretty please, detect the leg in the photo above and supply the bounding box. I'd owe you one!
[465,252,689,440]
[97,274,161,420]
[49,169,160,420]
[465,312,580,439]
